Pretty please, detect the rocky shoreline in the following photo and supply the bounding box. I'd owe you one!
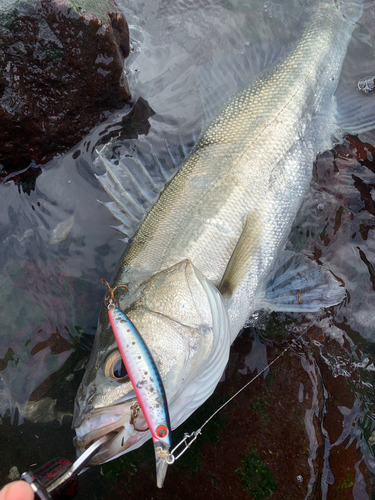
[0,0,131,171]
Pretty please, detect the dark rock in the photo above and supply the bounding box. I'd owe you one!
[0,0,131,170]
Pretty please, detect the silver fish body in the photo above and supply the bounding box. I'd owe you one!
[73,1,364,468]
[109,2,353,337]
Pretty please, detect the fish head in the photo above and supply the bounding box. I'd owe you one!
[73,259,231,465]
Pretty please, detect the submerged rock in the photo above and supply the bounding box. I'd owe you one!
[0,0,130,170]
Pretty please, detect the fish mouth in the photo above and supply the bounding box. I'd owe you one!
[74,399,150,465]
[74,421,126,452]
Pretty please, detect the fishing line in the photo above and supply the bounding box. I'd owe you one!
[167,328,307,464]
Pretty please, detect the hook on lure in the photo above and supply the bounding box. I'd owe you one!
[101,278,172,488]
[101,278,128,309]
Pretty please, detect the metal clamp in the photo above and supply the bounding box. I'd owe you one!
[166,430,202,464]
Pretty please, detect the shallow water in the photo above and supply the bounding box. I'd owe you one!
[1,0,375,498]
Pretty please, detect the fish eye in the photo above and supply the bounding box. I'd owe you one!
[104,351,129,381]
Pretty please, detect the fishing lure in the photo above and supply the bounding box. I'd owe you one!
[101,279,172,488]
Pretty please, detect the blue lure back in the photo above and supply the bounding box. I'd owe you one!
[102,279,171,488]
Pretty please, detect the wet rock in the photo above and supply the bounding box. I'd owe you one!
[0,0,130,170]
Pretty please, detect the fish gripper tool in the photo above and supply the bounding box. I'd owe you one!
[17,433,116,500]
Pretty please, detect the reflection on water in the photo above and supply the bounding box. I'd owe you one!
[1,0,375,498]
[0,148,125,422]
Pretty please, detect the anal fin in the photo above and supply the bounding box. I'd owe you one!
[255,250,346,313]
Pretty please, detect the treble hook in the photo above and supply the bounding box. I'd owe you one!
[101,278,128,309]
[130,401,149,432]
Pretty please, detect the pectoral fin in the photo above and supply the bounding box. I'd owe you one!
[255,250,346,313]
[219,211,262,298]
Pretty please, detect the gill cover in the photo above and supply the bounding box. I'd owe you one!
[125,259,232,430]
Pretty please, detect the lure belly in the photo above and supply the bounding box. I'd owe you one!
[103,280,171,488]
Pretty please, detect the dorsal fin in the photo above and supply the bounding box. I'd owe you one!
[94,122,202,242]
[95,142,172,242]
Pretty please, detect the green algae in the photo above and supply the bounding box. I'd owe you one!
[265,368,278,388]
[264,312,296,340]
[68,0,117,23]
[337,472,355,491]
[44,48,64,61]
[237,447,277,499]
[249,396,271,423]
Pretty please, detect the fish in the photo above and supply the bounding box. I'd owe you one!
[73,0,375,485]
[102,279,172,487]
